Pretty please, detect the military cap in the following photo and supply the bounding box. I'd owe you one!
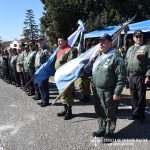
[58,35,68,41]
[99,33,112,41]
[20,43,25,47]
[133,30,143,36]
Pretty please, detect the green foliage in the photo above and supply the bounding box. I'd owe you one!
[40,0,150,44]
[23,9,40,40]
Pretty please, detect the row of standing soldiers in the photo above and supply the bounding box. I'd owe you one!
[0,39,52,106]
[0,38,91,107]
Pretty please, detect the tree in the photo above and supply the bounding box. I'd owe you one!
[23,9,40,40]
[40,0,87,44]
[40,0,150,44]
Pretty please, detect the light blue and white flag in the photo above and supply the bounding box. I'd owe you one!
[34,47,60,85]
[76,20,86,52]
[68,20,85,47]
[34,20,85,85]
[54,44,100,93]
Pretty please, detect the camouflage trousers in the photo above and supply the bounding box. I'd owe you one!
[60,82,75,106]
[78,76,91,97]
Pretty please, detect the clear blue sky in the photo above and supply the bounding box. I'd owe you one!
[0,0,44,41]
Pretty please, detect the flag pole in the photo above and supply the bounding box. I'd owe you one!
[51,56,98,105]
[52,16,136,105]
[80,15,137,71]
[52,15,136,105]
[23,76,35,90]
[51,82,73,105]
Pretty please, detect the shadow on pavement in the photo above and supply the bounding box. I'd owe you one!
[114,93,150,140]
[73,112,97,118]
[51,100,94,106]
[115,117,150,140]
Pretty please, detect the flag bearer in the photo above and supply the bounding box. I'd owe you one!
[92,34,126,139]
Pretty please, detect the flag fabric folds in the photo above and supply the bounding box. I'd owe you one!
[54,44,100,93]
[34,20,85,85]
[54,17,135,94]
[76,20,86,52]
[68,20,85,47]
[34,47,60,85]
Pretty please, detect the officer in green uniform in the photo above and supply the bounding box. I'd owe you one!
[55,35,75,120]
[26,41,37,96]
[23,44,30,92]
[91,34,126,138]
[10,48,20,86]
[126,30,150,123]
[34,38,51,106]
[16,45,25,87]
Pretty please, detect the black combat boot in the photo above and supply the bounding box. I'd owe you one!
[28,89,35,96]
[64,106,73,120]
[57,104,68,116]
[40,101,49,107]
[92,130,105,137]
[32,94,41,100]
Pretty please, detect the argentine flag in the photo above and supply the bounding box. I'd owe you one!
[54,44,100,93]
[34,20,85,85]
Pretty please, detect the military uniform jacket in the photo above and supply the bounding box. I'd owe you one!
[16,51,25,72]
[55,45,74,70]
[0,54,3,68]
[10,54,18,70]
[26,50,37,71]
[23,52,30,72]
[35,48,51,70]
[92,51,126,96]
[2,54,9,69]
[126,44,150,76]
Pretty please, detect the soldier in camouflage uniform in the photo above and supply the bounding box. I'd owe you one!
[78,74,91,102]
[26,41,37,96]
[55,35,76,120]
[91,34,126,138]
[77,46,91,102]
[126,30,150,123]
[34,38,51,107]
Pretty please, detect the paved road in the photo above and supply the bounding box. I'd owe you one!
[0,79,150,150]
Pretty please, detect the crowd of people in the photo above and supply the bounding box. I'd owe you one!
[0,38,52,107]
[0,30,150,140]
